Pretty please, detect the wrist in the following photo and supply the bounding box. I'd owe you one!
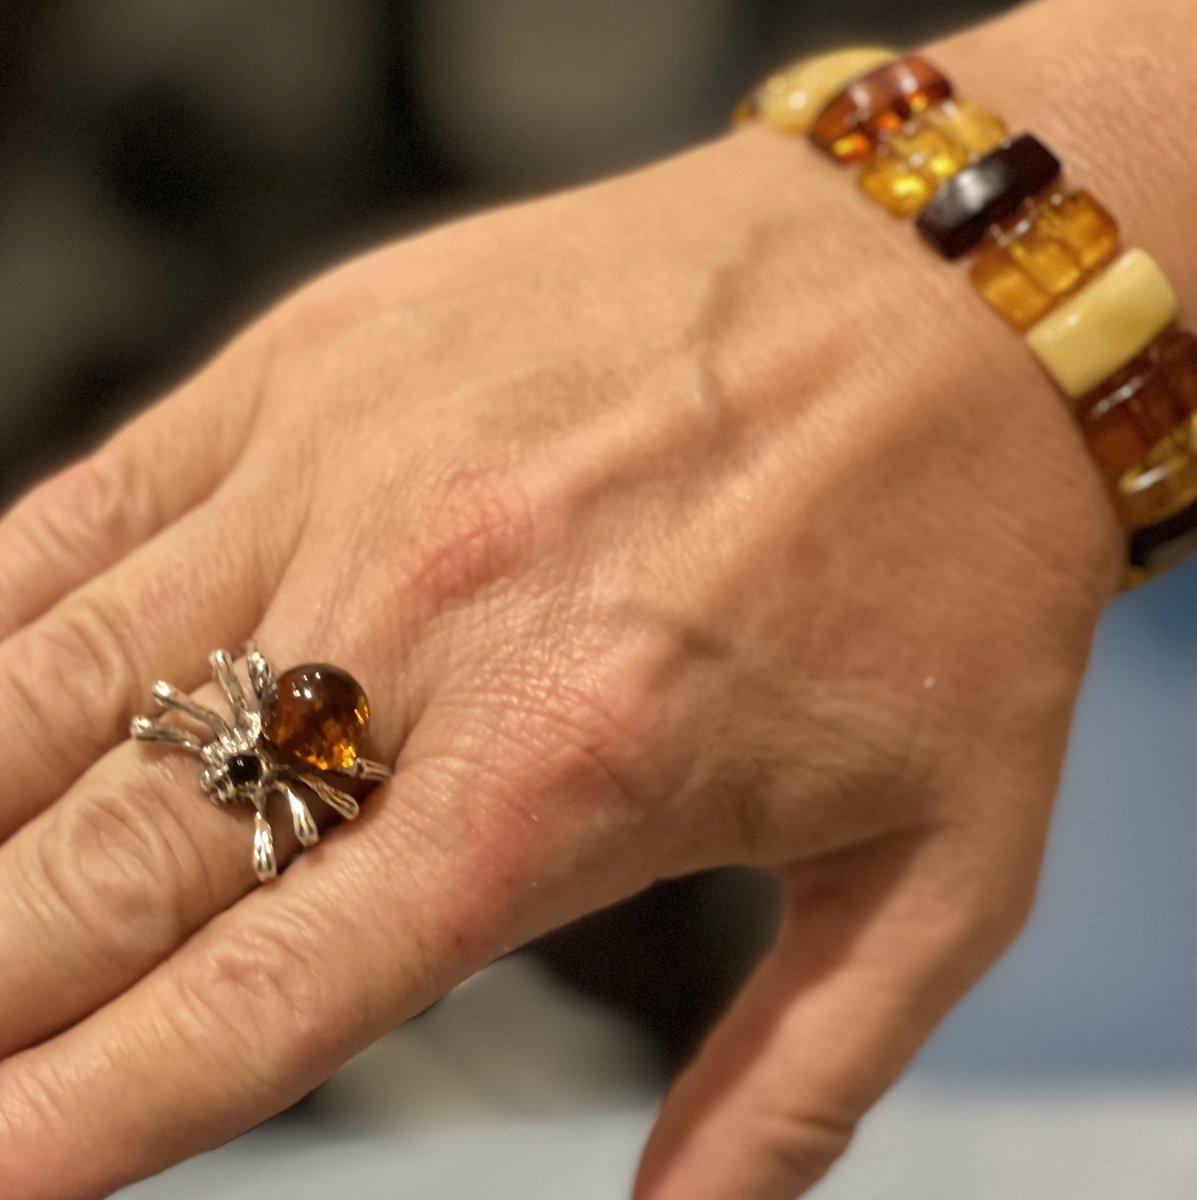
[704,0,1195,593]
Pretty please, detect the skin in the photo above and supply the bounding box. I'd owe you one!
[0,0,1192,1195]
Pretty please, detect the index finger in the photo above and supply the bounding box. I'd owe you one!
[0,349,262,644]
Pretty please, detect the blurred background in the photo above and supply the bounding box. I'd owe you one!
[1,1,1193,1196]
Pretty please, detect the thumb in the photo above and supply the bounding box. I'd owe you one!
[634,824,1042,1200]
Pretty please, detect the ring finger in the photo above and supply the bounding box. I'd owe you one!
[0,620,404,1060]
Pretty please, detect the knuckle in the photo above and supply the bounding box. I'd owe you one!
[483,633,665,816]
[7,592,139,753]
[407,460,539,609]
[32,768,202,969]
[757,1107,855,1190]
[940,842,1042,974]
[170,915,335,1086]
[323,455,541,657]
[371,455,539,615]
[20,445,146,569]
[979,875,1039,952]
[538,670,656,805]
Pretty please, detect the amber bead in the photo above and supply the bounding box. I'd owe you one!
[1076,328,1197,481]
[263,663,371,772]
[858,101,1008,217]
[916,134,1062,259]
[736,47,898,134]
[1114,420,1197,530]
[810,55,952,164]
[970,191,1120,329]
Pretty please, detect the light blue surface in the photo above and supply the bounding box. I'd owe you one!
[118,1085,1197,1200]
[917,556,1197,1081]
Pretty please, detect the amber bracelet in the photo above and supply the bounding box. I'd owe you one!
[737,48,1197,590]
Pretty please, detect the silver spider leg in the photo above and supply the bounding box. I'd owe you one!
[277,781,320,847]
[210,649,251,723]
[130,717,204,753]
[151,680,231,739]
[244,641,275,705]
[302,774,361,822]
[250,789,277,882]
[337,758,394,783]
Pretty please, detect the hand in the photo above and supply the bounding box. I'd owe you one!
[0,0,1183,1194]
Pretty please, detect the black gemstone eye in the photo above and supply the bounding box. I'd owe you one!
[227,754,263,786]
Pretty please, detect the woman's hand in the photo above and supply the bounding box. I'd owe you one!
[0,0,1187,1193]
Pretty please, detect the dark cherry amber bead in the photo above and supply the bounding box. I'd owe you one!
[809,55,952,164]
[263,663,371,772]
[916,134,1062,259]
[1128,495,1197,580]
[1077,328,1197,479]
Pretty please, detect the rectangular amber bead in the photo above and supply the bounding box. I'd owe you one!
[859,127,970,216]
[1077,328,1197,528]
[1115,421,1197,529]
[922,100,1008,156]
[738,47,898,134]
[857,101,1007,218]
[1029,249,1179,398]
[810,55,952,163]
[1036,191,1120,270]
[970,190,1120,330]
[1010,225,1085,293]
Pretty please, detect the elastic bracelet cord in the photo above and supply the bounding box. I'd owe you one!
[737,48,1197,591]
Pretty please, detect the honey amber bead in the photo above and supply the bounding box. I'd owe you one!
[737,47,898,134]
[858,101,1007,217]
[970,191,1120,329]
[263,663,371,772]
[922,100,1008,156]
[1113,420,1197,529]
[1027,249,1180,398]
[810,55,952,164]
[1077,328,1197,479]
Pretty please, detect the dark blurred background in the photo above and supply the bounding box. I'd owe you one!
[0,0,1021,506]
[4,8,1195,1197]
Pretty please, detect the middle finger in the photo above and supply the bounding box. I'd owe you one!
[0,479,289,845]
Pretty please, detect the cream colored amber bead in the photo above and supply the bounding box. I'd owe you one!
[742,47,897,134]
[1026,250,1180,398]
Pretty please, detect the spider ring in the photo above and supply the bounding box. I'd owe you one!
[130,644,392,883]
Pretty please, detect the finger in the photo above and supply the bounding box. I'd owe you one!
[634,822,1045,1200]
[0,348,263,643]
[0,741,272,1058]
[0,611,399,1059]
[0,484,286,842]
[0,721,592,1200]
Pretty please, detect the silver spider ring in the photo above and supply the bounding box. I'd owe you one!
[130,644,392,883]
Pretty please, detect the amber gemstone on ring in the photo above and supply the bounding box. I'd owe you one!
[263,663,370,772]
